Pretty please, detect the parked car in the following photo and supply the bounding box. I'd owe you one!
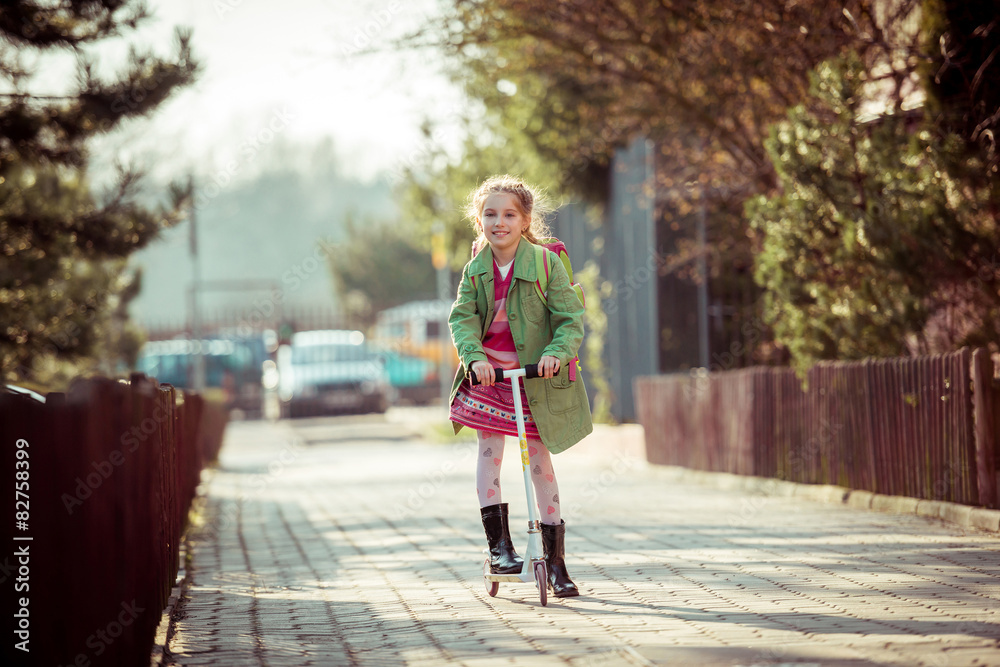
[278,330,390,418]
[373,347,439,405]
[135,331,278,418]
[2,385,45,403]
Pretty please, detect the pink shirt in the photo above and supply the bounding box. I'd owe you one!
[481,260,519,370]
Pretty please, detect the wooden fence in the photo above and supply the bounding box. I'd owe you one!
[0,374,227,666]
[636,348,998,509]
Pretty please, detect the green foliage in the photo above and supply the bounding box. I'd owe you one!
[403,0,925,372]
[326,215,438,328]
[748,54,1000,372]
[414,0,900,195]
[392,120,568,272]
[0,1,198,385]
[575,261,612,423]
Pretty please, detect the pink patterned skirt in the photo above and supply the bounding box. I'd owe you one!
[450,378,540,438]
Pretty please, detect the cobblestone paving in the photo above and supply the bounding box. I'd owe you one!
[164,416,1000,666]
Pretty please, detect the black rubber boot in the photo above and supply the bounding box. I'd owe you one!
[481,503,524,574]
[541,520,579,597]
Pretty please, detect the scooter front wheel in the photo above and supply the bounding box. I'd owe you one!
[534,561,548,606]
[484,559,499,597]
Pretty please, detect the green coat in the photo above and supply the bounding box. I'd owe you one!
[448,239,594,453]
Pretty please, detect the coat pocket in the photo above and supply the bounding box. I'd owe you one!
[519,284,546,323]
[545,373,576,414]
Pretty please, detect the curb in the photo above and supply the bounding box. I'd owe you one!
[149,535,188,667]
[149,471,215,666]
[644,463,1000,534]
[599,422,1000,534]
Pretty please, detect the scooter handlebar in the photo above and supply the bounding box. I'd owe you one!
[468,363,558,386]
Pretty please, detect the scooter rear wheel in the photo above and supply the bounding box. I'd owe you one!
[534,561,548,606]
[484,559,499,597]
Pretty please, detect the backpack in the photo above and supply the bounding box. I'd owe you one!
[531,237,585,310]
[532,238,584,382]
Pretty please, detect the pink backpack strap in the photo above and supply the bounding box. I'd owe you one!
[536,244,578,382]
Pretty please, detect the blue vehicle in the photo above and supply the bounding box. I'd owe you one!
[371,347,438,405]
[135,331,279,418]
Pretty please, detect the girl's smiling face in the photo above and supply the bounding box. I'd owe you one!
[478,192,528,256]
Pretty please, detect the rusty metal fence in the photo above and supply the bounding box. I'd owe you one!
[636,348,998,508]
[0,374,227,666]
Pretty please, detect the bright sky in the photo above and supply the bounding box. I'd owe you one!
[73,0,468,185]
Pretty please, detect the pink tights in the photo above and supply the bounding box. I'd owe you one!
[476,430,561,525]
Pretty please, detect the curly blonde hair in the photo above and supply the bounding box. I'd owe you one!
[467,174,552,254]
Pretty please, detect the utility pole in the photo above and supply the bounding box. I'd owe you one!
[696,197,710,369]
[188,175,206,390]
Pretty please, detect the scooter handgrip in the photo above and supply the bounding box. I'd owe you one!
[469,364,557,385]
[524,364,559,379]
[469,367,505,386]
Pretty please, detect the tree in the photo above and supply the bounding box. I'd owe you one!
[0,1,199,383]
[410,1,925,195]
[392,119,567,272]
[326,215,438,328]
[402,0,924,368]
[747,54,1000,372]
[921,0,1000,174]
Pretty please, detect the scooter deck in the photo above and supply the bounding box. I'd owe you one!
[484,558,546,583]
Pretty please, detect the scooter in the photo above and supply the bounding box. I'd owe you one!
[469,363,553,606]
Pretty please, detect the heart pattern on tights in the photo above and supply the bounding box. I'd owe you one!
[483,447,492,457]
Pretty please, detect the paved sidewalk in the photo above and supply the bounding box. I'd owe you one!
[162,415,1000,666]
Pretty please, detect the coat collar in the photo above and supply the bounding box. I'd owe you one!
[468,238,537,281]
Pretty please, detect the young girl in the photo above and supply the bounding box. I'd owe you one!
[448,174,593,598]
